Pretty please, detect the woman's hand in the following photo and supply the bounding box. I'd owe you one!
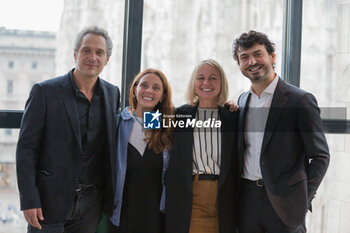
[225,100,240,112]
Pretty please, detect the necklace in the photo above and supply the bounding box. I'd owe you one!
[133,112,143,126]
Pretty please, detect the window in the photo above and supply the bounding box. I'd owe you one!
[300,1,350,232]
[7,80,13,95]
[141,0,284,106]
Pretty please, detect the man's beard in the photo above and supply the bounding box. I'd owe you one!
[249,74,265,83]
[244,64,271,83]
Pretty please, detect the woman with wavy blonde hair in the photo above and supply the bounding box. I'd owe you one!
[166,59,239,233]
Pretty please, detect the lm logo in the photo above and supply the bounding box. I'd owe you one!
[143,110,161,129]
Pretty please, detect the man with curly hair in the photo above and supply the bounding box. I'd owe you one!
[233,30,330,233]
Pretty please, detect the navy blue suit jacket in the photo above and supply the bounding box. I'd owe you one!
[16,69,120,224]
[237,78,330,227]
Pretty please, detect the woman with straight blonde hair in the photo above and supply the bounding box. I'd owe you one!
[166,59,239,233]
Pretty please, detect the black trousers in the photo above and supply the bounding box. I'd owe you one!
[27,186,102,233]
[108,215,165,233]
[238,180,306,233]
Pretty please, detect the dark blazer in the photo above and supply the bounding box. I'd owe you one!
[166,104,239,233]
[237,78,330,227]
[16,69,120,224]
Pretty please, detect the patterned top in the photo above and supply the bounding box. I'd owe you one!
[192,108,221,175]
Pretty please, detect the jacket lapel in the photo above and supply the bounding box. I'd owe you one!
[218,107,234,191]
[101,82,117,161]
[237,91,251,169]
[177,105,196,189]
[59,75,82,150]
[261,78,289,153]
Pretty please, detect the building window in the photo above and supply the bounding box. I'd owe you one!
[7,80,13,94]
[5,129,12,135]
[32,62,37,69]
[8,61,14,68]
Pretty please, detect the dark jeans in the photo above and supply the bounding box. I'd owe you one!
[28,186,102,233]
[238,180,306,233]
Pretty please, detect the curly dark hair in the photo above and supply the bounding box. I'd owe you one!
[232,30,275,63]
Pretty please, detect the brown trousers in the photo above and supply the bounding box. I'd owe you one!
[189,175,219,233]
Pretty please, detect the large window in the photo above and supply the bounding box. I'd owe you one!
[300,1,350,232]
[141,0,284,106]
[1,1,350,232]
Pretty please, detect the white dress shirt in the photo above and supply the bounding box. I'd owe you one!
[242,76,279,180]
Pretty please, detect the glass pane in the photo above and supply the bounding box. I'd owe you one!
[142,0,284,106]
[1,0,62,228]
[301,1,350,232]
[0,129,25,231]
[1,22,58,230]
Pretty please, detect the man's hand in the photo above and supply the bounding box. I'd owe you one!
[23,208,44,230]
[225,100,240,112]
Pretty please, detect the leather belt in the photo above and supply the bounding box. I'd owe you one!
[241,178,264,188]
[193,174,219,181]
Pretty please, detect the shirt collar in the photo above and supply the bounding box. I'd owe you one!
[121,107,133,120]
[249,74,279,96]
[69,69,80,94]
[69,68,103,95]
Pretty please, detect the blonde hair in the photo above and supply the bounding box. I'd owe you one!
[129,68,174,153]
[186,58,229,106]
